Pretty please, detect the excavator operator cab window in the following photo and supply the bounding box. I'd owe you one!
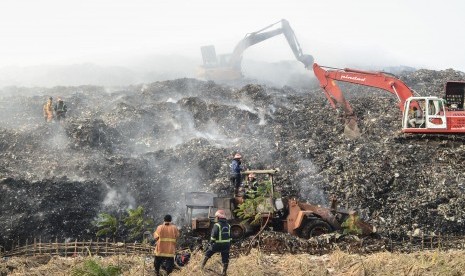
[425,98,447,128]
[407,99,425,128]
[404,97,447,130]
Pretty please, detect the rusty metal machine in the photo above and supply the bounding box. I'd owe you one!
[187,169,375,240]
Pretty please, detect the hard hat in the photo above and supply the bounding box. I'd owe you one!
[215,209,226,219]
[234,153,242,159]
[248,173,256,178]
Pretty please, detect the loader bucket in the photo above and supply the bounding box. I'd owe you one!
[344,119,361,139]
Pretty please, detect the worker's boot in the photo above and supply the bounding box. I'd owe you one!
[221,263,228,276]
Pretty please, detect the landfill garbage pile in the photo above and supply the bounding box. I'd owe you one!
[1,68,465,250]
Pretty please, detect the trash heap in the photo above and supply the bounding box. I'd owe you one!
[1,68,465,249]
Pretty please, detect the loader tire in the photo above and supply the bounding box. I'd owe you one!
[300,219,331,239]
[230,225,245,240]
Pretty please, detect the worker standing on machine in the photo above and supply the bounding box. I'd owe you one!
[230,152,244,195]
[245,173,259,198]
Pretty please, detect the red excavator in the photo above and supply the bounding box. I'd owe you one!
[313,63,465,138]
[198,19,313,81]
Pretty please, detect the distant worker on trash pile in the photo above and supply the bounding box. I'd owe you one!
[230,152,244,195]
[54,97,68,122]
[201,209,231,276]
[43,97,54,122]
[153,214,179,276]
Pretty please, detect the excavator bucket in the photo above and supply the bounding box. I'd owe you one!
[344,119,361,139]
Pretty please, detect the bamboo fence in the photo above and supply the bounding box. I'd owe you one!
[1,238,153,258]
[2,234,465,258]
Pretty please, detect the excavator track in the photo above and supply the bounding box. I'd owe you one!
[393,132,465,145]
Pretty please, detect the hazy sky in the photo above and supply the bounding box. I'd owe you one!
[1,0,465,71]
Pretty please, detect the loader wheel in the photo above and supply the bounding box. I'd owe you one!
[230,225,245,240]
[300,219,331,239]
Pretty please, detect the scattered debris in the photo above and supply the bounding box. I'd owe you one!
[0,68,465,251]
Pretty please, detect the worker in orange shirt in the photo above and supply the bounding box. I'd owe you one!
[43,97,54,122]
[153,214,179,276]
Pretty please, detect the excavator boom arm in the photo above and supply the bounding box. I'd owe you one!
[281,19,314,68]
[313,63,415,137]
[229,19,313,70]
[313,63,415,111]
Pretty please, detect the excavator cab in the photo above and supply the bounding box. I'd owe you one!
[200,45,232,68]
[198,45,242,81]
[402,97,447,131]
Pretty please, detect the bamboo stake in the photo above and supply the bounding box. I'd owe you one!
[124,240,127,256]
[96,238,99,255]
[142,240,146,276]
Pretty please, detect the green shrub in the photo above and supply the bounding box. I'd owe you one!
[71,259,121,276]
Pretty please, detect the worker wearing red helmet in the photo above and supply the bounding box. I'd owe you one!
[230,152,244,195]
[201,209,231,276]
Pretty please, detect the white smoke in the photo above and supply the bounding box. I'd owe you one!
[295,158,327,205]
[103,187,136,210]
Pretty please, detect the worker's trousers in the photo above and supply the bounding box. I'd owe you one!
[154,256,174,275]
[205,242,230,264]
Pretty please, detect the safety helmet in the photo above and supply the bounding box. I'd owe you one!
[215,209,226,219]
[248,173,256,179]
[234,153,242,159]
